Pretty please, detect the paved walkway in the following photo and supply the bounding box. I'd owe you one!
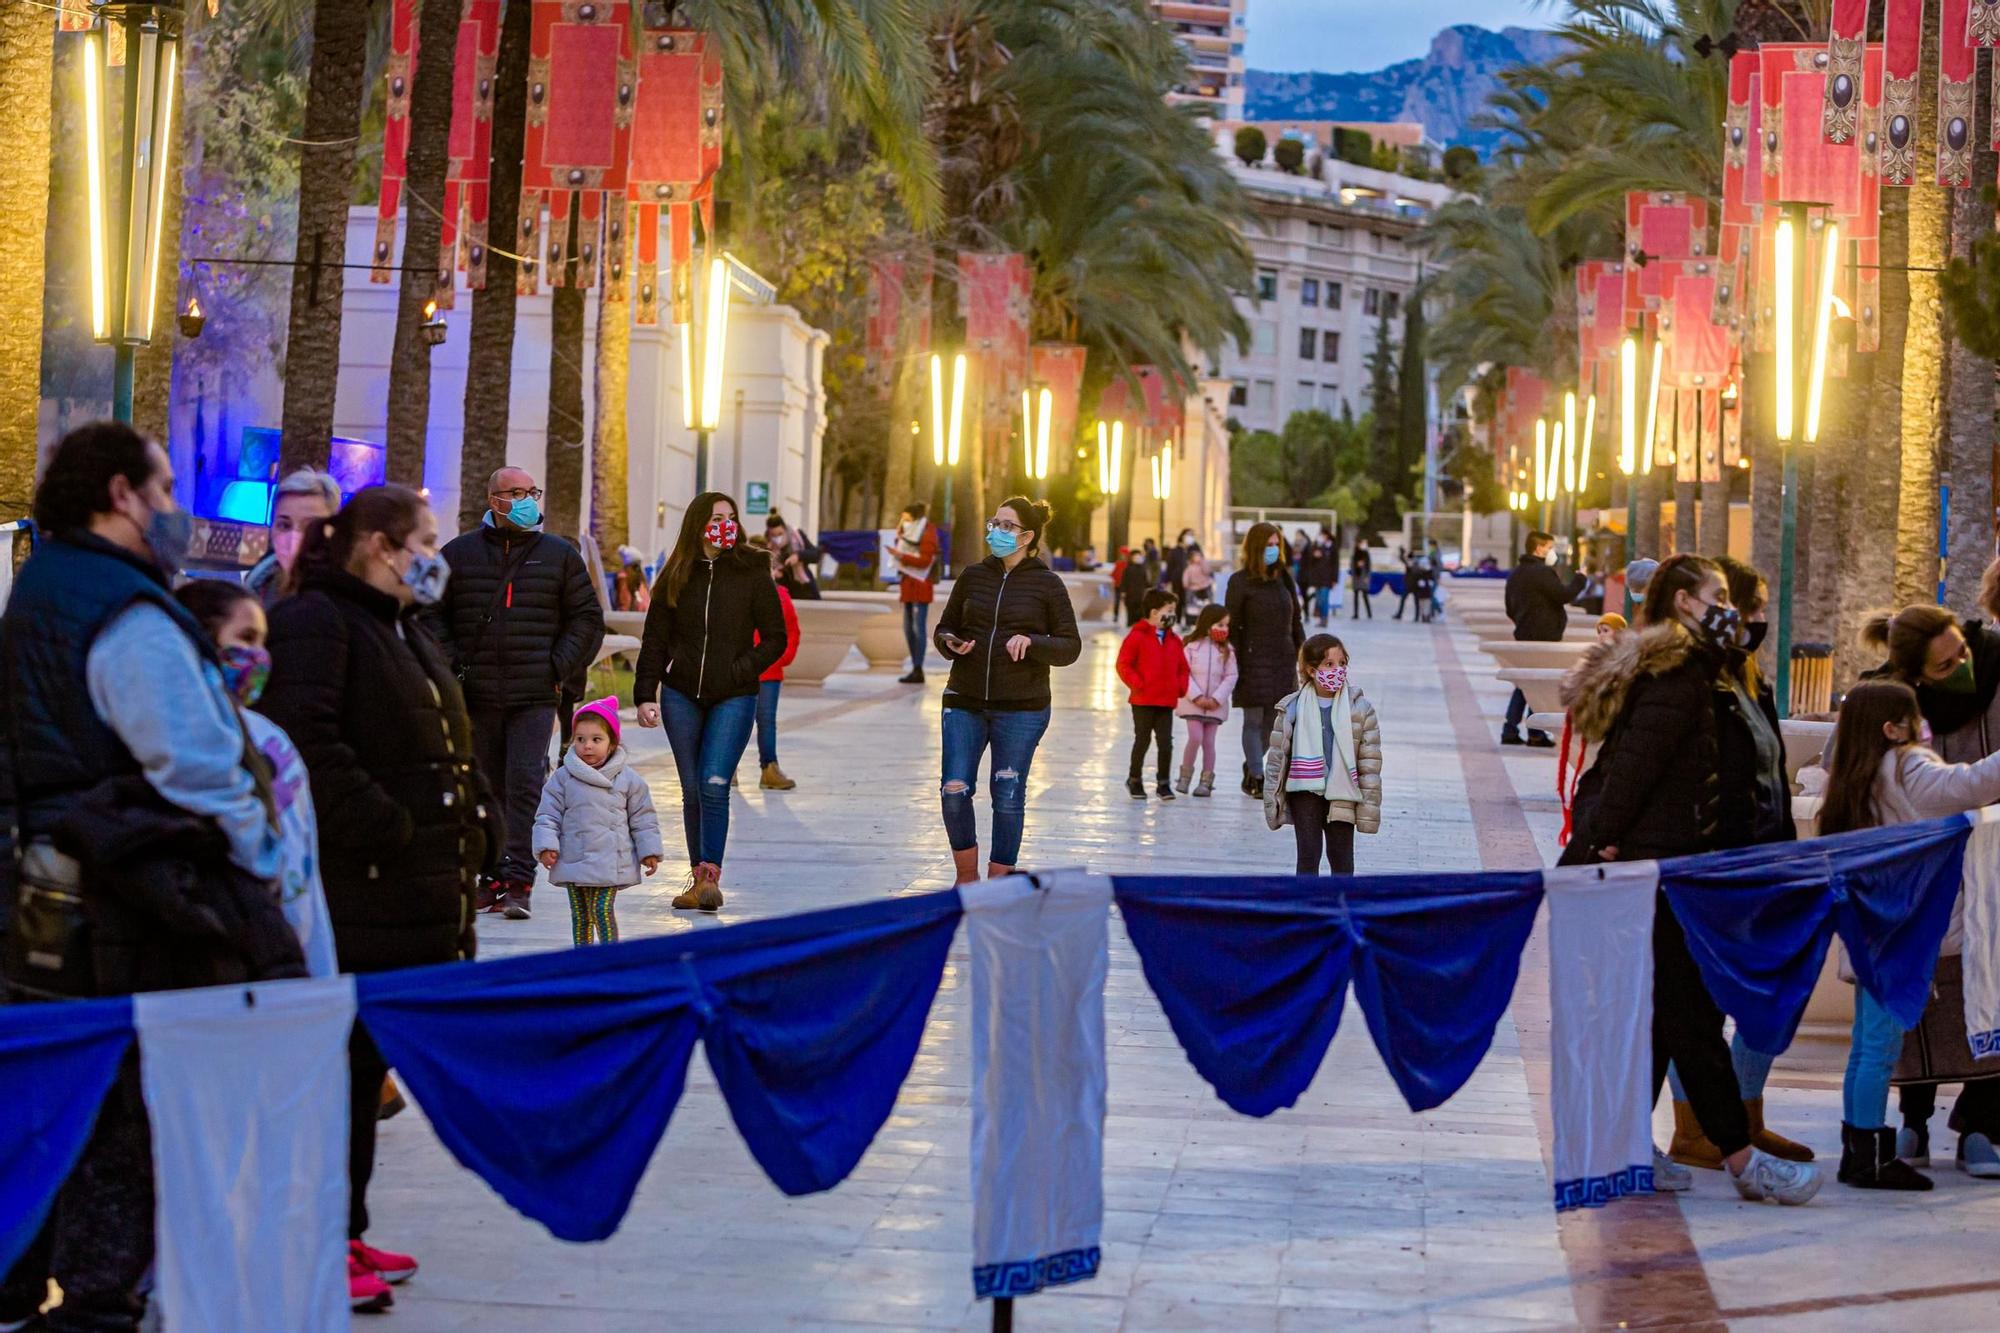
[369,599,2000,1330]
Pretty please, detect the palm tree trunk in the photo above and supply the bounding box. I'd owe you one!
[1635,465,1662,560]
[545,280,587,540]
[1673,478,1696,553]
[882,354,917,516]
[280,0,375,476]
[1746,356,1782,577]
[1841,201,1911,686]
[0,6,50,505]
[131,64,188,444]
[459,0,531,531]
[1944,56,2000,609]
[590,265,629,554]
[1895,1,1948,605]
[383,0,465,489]
[1803,390,1851,646]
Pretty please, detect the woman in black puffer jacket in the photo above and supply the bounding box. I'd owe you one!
[633,491,787,912]
[260,484,497,1276]
[1226,520,1304,798]
[932,496,1082,883]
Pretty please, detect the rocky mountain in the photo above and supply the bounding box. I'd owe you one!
[1245,25,1566,157]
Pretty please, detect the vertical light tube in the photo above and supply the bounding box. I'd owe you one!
[1533,419,1548,503]
[931,354,946,466]
[1618,336,1637,474]
[1096,421,1109,491]
[699,256,729,430]
[1805,219,1840,443]
[1162,444,1172,498]
[82,31,109,342]
[138,39,176,341]
[1150,454,1161,499]
[678,325,695,429]
[1548,424,1563,502]
[1579,394,1596,491]
[1110,421,1124,494]
[1642,336,1664,472]
[121,24,160,343]
[947,352,967,466]
[1035,387,1053,481]
[1562,390,1578,495]
[1021,389,1033,478]
[1774,215,1797,442]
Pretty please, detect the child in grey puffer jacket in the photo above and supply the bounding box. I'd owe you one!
[533,698,665,944]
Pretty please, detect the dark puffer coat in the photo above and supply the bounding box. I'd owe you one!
[1559,622,1724,863]
[933,555,1082,711]
[1226,569,1305,709]
[261,569,496,973]
[430,523,605,710]
[1711,667,1796,851]
[633,547,789,706]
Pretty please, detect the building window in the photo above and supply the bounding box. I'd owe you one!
[1364,288,1380,316]
[1327,282,1343,310]
[1228,380,1248,407]
[1319,384,1343,410]
[1307,222,1323,244]
[1298,327,1318,359]
[1301,277,1320,307]
[1249,380,1275,412]
[1256,268,1278,300]
[1384,291,1402,320]
[1252,320,1278,356]
[1322,332,1340,363]
[1326,226,1345,245]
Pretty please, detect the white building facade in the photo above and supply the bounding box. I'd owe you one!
[1152,0,1248,121]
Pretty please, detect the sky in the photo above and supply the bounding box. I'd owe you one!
[1243,0,1549,74]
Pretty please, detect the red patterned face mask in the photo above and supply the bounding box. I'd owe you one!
[704,516,740,550]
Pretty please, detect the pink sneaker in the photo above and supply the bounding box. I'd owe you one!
[351,1237,419,1284]
[348,1251,394,1311]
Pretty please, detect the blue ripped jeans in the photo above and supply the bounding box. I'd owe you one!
[940,706,1051,867]
[658,685,756,867]
[1843,987,1907,1130]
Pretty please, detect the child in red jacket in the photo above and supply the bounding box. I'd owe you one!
[752,546,803,789]
[1117,589,1191,801]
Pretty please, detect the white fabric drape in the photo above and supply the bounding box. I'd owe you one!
[135,976,356,1333]
[1546,861,1658,1210]
[964,871,1109,1299]
[1961,811,2000,1059]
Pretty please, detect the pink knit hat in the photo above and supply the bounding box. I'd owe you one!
[572,697,621,747]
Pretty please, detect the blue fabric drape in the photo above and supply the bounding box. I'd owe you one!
[1113,874,1544,1115]
[357,891,962,1242]
[1662,817,1971,1051]
[0,996,133,1275]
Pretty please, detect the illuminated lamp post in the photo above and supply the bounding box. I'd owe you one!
[681,255,733,493]
[1021,385,1053,482]
[1149,442,1173,545]
[81,4,185,424]
[931,351,967,541]
[1772,204,1839,715]
[1096,419,1123,497]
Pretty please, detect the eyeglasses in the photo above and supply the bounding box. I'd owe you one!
[986,519,1025,535]
[492,486,544,503]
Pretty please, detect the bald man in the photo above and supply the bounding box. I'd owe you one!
[431,467,604,919]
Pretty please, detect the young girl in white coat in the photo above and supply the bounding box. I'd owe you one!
[1176,604,1239,797]
[534,698,665,945]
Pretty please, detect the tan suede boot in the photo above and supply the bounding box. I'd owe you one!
[671,868,704,910]
[1669,1098,1725,1169]
[760,763,797,791]
[694,862,724,912]
[1746,1096,1815,1162]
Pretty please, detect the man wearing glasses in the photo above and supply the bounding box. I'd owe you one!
[430,467,604,919]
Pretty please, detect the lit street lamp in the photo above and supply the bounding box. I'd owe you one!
[1021,386,1052,482]
[1771,204,1839,714]
[1150,442,1172,545]
[81,3,186,423]
[1096,420,1123,496]
[932,351,967,539]
[681,255,733,493]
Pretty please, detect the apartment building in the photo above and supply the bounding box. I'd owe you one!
[1151,0,1248,121]
[1211,153,1457,434]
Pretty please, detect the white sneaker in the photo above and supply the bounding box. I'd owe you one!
[1730,1146,1823,1205]
[1652,1147,1693,1192]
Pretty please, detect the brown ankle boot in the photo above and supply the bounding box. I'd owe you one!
[759,763,796,791]
[694,862,724,912]
[672,868,704,910]
[1745,1096,1815,1162]
[1669,1098,1725,1169]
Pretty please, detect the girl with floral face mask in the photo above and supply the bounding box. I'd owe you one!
[1260,633,1382,874]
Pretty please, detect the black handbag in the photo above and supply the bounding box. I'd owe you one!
[3,842,93,999]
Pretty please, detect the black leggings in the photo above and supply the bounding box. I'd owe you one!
[1351,586,1372,618]
[1649,890,1750,1157]
[1130,704,1174,783]
[350,1020,389,1239]
[1286,792,1356,874]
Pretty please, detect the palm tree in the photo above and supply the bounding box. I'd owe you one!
[0,5,51,511]
[279,0,379,476]
[382,0,467,488]
[1893,1,1947,606]
[591,237,629,556]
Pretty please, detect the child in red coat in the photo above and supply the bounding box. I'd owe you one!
[1117,589,1191,801]
[752,549,803,789]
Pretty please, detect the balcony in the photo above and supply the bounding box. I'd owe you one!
[1156,1,1234,23]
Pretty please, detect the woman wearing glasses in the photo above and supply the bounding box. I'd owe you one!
[932,497,1082,883]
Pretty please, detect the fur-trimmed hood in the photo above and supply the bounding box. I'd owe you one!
[1560,622,1702,742]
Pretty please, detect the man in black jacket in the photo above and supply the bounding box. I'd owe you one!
[431,466,604,919]
[1502,531,1576,747]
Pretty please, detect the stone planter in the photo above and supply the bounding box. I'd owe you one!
[1495,667,1567,716]
[786,599,879,685]
[821,590,908,671]
[1779,718,1835,788]
[1058,572,1117,623]
[1479,640,1590,671]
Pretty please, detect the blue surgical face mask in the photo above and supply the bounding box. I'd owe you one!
[404,551,450,605]
[506,496,541,528]
[1263,544,1281,566]
[987,526,1020,557]
[146,505,195,574]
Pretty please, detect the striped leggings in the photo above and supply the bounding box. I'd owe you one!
[565,886,620,946]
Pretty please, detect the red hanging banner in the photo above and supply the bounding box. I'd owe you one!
[958,252,1033,405]
[519,1,635,294]
[1699,390,1723,484]
[1880,0,1926,186]
[865,256,904,399]
[629,23,722,325]
[1675,388,1700,484]
[1662,264,1731,390]
[1941,0,1978,185]
[1720,57,1762,332]
[1031,344,1089,459]
[1623,193,1707,320]
[1764,44,1862,216]
[1823,0,1871,144]
[372,0,420,287]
